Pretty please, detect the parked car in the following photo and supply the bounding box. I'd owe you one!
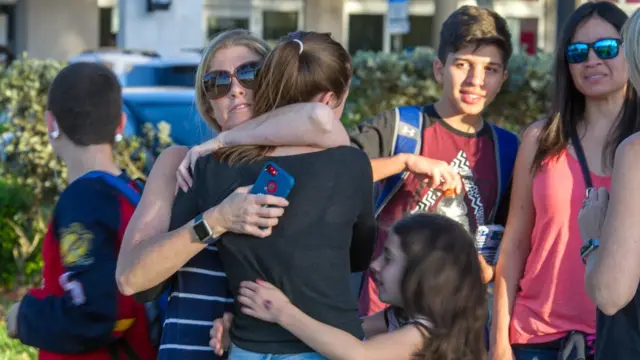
[68,48,200,88]
[68,48,159,84]
[122,86,215,147]
[124,56,199,88]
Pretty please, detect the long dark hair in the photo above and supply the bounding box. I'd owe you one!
[532,2,640,172]
[215,31,352,164]
[393,213,487,360]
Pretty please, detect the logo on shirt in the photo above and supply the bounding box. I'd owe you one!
[409,150,485,232]
[60,223,94,267]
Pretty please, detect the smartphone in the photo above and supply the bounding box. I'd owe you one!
[250,162,295,200]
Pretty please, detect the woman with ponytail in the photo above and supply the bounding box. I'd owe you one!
[169,31,376,359]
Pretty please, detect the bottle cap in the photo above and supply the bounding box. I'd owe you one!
[442,188,456,197]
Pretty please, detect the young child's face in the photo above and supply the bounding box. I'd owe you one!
[370,231,406,307]
[434,44,508,116]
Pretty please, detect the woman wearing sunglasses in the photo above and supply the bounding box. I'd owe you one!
[115,29,349,360]
[490,3,640,360]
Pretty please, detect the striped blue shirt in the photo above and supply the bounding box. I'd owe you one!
[158,244,234,360]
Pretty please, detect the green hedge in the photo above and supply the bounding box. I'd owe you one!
[343,48,554,133]
[0,49,554,287]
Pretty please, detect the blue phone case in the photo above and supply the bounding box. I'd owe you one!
[250,161,295,199]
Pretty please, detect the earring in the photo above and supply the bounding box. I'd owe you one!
[115,133,123,142]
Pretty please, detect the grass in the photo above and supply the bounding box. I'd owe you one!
[0,290,37,360]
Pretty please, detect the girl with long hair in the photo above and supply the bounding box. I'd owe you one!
[169,31,376,359]
[211,213,488,360]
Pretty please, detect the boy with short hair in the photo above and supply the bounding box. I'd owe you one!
[353,5,518,315]
[6,62,157,359]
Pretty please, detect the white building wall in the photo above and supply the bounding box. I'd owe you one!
[117,0,205,57]
[17,0,99,61]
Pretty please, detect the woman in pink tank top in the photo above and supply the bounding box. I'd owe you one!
[489,3,640,360]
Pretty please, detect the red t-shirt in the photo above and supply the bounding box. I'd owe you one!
[350,104,504,316]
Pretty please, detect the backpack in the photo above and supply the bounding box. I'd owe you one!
[79,171,168,349]
[374,105,520,222]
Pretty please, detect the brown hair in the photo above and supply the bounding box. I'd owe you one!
[532,2,640,172]
[438,5,512,65]
[393,213,487,360]
[195,29,270,132]
[215,31,352,164]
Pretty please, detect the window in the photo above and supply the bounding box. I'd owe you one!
[99,7,116,47]
[348,14,384,54]
[401,16,433,50]
[263,11,298,46]
[207,17,249,40]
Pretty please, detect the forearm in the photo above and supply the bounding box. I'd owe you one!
[371,154,409,182]
[490,244,527,347]
[18,294,112,353]
[117,214,223,296]
[585,250,604,309]
[585,248,630,315]
[221,102,348,148]
[279,303,367,360]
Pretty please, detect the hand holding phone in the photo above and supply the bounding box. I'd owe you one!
[250,162,295,231]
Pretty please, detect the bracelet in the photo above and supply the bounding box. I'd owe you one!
[580,238,600,264]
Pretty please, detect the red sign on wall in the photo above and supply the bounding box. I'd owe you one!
[521,31,536,55]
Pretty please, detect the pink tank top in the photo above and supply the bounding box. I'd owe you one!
[509,149,611,345]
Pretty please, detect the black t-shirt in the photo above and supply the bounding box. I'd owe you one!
[171,146,375,354]
[596,288,640,359]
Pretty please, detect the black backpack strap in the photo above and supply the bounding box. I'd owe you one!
[570,131,594,189]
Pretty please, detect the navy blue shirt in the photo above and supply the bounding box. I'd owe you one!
[17,173,156,359]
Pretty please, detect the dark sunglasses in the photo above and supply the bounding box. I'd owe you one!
[566,38,622,64]
[202,61,261,99]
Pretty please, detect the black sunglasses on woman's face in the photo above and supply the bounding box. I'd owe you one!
[202,61,261,99]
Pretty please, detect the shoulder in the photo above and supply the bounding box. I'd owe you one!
[153,145,190,171]
[615,133,640,166]
[333,146,372,170]
[519,119,546,149]
[192,152,226,180]
[57,176,120,214]
[357,108,397,129]
[54,177,122,249]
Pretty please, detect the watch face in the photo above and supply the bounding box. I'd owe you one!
[193,220,211,241]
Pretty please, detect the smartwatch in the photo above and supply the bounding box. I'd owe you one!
[580,238,600,264]
[192,213,218,244]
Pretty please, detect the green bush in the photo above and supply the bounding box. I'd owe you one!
[0,49,554,288]
[0,321,37,360]
[0,54,172,288]
[343,48,554,133]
